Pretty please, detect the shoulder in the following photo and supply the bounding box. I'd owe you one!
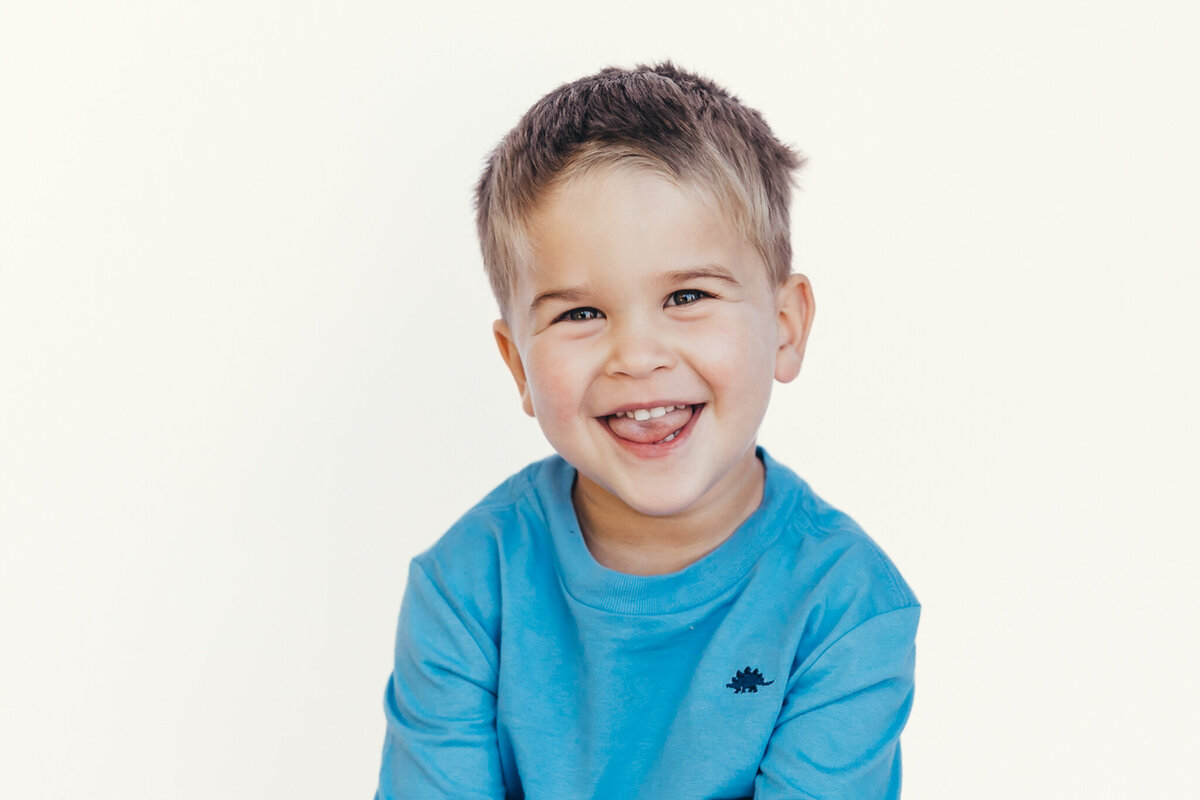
[416,453,567,565]
[754,452,919,659]
[409,454,568,623]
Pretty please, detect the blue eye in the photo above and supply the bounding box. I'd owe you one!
[666,289,710,307]
[556,307,603,323]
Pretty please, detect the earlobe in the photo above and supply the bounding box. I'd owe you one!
[492,318,535,417]
[774,274,815,383]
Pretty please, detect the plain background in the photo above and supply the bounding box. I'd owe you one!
[2,1,1197,797]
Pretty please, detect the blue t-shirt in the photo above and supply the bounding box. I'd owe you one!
[377,448,919,799]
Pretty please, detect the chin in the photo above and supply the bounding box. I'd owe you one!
[608,480,711,519]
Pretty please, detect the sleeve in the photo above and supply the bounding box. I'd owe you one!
[753,605,920,800]
[375,560,505,800]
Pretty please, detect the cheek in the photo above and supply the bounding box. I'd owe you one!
[524,345,587,421]
[688,315,777,386]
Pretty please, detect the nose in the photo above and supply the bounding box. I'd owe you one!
[603,315,676,378]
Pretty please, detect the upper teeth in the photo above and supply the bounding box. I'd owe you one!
[614,405,684,420]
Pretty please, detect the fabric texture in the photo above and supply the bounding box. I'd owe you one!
[376,448,919,800]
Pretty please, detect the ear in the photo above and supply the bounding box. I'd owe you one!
[774,273,815,383]
[492,318,535,417]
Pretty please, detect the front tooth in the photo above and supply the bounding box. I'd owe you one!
[649,406,667,418]
[633,408,651,421]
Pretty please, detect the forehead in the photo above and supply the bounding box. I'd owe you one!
[516,167,759,293]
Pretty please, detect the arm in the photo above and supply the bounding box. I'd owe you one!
[376,561,505,800]
[754,606,920,800]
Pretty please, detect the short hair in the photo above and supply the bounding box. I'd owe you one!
[474,62,805,316]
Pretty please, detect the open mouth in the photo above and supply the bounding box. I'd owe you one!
[601,403,704,447]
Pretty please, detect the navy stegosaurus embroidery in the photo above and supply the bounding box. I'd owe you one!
[726,666,774,694]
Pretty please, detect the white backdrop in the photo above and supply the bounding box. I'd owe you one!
[2,1,1197,797]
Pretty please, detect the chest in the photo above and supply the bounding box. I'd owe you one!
[494,585,795,799]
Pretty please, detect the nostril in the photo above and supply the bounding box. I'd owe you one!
[604,350,676,378]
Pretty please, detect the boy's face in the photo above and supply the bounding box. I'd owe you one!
[493,167,813,524]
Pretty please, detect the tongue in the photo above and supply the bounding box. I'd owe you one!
[606,406,694,444]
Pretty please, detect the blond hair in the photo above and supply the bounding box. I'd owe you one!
[475,63,804,316]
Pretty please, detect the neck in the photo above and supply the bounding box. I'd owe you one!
[572,450,765,576]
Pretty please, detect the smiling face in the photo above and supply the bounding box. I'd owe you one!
[493,166,813,535]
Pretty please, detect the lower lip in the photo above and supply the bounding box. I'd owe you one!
[599,404,704,458]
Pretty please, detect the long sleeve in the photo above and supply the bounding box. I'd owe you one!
[373,452,919,800]
[753,605,920,800]
[376,560,505,800]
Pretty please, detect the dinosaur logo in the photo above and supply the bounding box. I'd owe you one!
[726,666,774,694]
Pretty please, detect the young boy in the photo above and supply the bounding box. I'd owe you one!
[376,63,919,800]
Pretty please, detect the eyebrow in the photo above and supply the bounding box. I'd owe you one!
[662,266,742,287]
[529,287,588,315]
[527,266,742,315]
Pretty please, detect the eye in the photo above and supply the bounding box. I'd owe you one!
[666,289,711,307]
[555,307,604,323]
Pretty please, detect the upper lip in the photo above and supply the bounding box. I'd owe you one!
[599,401,702,417]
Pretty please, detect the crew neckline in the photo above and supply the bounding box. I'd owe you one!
[534,446,799,615]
